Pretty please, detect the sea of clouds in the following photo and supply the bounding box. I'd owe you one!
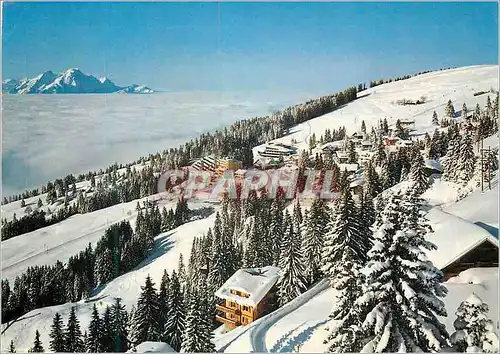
[2,91,320,197]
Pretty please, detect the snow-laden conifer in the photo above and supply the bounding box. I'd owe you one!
[450,294,499,353]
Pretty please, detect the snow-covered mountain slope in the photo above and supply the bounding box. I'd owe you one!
[215,173,499,353]
[14,71,58,94]
[3,68,154,94]
[0,206,217,352]
[117,84,155,94]
[256,65,498,154]
[2,78,21,92]
[229,61,500,352]
[1,192,213,282]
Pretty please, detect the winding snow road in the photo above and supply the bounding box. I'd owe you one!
[249,279,330,352]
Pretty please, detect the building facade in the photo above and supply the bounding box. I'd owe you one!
[214,266,280,329]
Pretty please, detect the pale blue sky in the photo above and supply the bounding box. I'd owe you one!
[2,2,498,94]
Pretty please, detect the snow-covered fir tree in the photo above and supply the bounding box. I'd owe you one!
[450,294,499,353]
[350,190,449,352]
[379,158,392,190]
[373,139,387,168]
[432,111,439,125]
[277,211,307,306]
[462,102,468,118]
[8,340,16,353]
[322,187,366,280]
[269,197,284,266]
[101,306,115,352]
[180,281,216,353]
[394,119,408,139]
[208,212,237,292]
[400,165,409,182]
[159,269,171,331]
[445,99,455,118]
[111,297,129,352]
[199,282,216,352]
[49,312,65,352]
[243,215,271,268]
[293,198,303,226]
[31,330,44,353]
[323,188,371,352]
[442,138,460,183]
[408,145,429,195]
[457,132,476,186]
[427,128,441,160]
[86,304,101,352]
[163,270,185,351]
[358,190,375,254]
[180,288,209,353]
[177,253,187,287]
[64,306,85,352]
[364,161,382,197]
[303,198,330,285]
[130,274,162,344]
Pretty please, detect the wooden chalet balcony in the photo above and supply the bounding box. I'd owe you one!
[216,304,240,315]
[216,315,237,326]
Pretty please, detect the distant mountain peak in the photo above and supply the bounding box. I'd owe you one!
[3,68,155,94]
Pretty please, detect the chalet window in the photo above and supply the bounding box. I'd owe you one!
[242,305,250,312]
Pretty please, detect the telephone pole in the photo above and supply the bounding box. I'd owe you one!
[479,142,493,192]
[480,139,484,192]
[487,146,492,190]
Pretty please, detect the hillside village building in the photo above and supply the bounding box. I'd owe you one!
[215,266,280,329]
[427,220,498,280]
[253,142,297,165]
[216,157,243,177]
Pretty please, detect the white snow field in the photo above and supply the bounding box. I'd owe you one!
[126,341,176,353]
[1,193,213,282]
[1,65,498,352]
[1,208,217,352]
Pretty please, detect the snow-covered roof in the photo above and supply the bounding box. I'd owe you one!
[424,159,443,172]
[335,151,349,158]
[260,142,296,153]
[214,266,280,307]
[318,141,344,151]
[130,342,176,353]
[338,163,359,172]
[397,139,413,145]
[349,178,364,188]
[426,209,498,270]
